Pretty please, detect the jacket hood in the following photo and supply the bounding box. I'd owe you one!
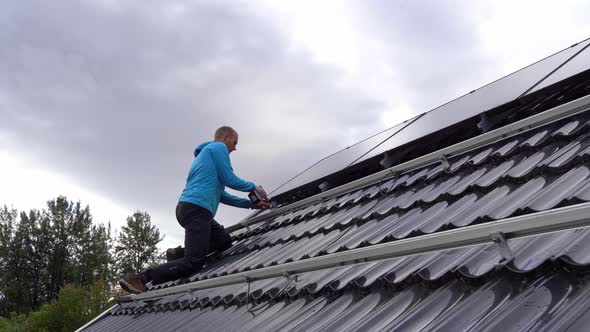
[194,141,213,157]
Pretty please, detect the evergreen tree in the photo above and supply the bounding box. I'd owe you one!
[0,197,116,316]
[0,197,162,321]
[0,206,17,282]
[115,211,163,275]
[17,210,49,311]
[45,197,73,301]
[0,206,18,315]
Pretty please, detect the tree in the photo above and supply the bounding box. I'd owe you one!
[115,211,163,275]
[15,210,51,310]
[0,197,115,316]
[45,197,73,301]
[27,281,114,332]
[44,196,113,299]
[0,206,16,267]
[0,206,18,315]
[0,206,17,283]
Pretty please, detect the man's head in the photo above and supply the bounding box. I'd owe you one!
[214,126,238,153]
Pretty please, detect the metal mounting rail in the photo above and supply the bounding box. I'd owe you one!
[229,93,590,232]
[120,201,590,303]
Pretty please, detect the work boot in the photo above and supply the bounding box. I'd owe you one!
[119,273,146,294]
[166,246,184,262]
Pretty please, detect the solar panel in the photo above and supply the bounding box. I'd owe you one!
[270,119,413,196]
[352,39,590,165]
[526,39,590,94]
[272,38,590,197]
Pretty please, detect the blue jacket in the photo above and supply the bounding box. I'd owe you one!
[179,141,256,216]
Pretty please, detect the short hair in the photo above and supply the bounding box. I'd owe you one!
[214,126,237,140]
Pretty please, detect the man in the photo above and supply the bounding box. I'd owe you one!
[119,126,270,293]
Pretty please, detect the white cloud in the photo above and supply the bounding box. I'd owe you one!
[0,149,129,227]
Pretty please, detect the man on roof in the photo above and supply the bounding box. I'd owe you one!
[119,126,270,294]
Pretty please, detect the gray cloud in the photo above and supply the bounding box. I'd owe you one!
[3,0,587,246]
[355,0,494,113]
[0,0,386,242]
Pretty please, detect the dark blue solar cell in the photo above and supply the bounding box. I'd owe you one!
[527,38,590,94]
[354,39,590,165]
[270,119,412,196]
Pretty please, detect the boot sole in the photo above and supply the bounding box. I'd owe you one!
[119,278,144,294]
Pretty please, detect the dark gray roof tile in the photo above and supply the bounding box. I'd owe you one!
[474,159,518,187]
[539,140,584,168]
[557,228,590,265]
[507,147,552,178]
[319,292,383,332]
[472,273,573,332]
[354,257,407,287]
[447,168,488,195]
[382,252,441,285]
[520,128,550,148]
[548,136,590,168]
[571,177,590,201]
[454,243,500,277]
[403,167,430,187]
[418,246,481,280]
[346,285,427,332]
[527,166,590,211]
[553,119,580,136]
[487,177,547,219]
[421,175,462,202]
[508,229,576,272]
[419,194,478,233]
[328,262,380,291]
[493,138,520,157]
[366,209,422,245]
[450,186,510,227]
[468,147,494,165]
[450,155,471,173]
[341,218,392,250]
[384,281,465,331]
[390,201,448,239]
[428,279,514,332]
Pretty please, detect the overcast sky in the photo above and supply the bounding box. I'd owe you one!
[1,0,589,249]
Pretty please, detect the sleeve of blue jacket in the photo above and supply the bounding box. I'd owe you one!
[210,143,257,192]
[221,191,253,208]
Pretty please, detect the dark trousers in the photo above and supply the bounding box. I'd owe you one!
[146,202,232,285]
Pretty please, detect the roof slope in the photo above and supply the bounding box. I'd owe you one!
[80,53,590,332]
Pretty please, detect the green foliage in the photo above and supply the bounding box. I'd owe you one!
[0,206,19,315]
[0,196,162,329]
[27,281,113,332]
[115,211,164,275]
[0,197,118,317]
[0,312,27,332]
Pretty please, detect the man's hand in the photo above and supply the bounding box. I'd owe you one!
[254,186,268,199]
[253,199,271,209]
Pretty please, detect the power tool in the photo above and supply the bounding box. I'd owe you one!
[248,188,266,204]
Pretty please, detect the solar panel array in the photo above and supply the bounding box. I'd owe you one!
[272,38,590,197]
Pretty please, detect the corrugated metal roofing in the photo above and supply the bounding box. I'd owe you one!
[80,68,590,331]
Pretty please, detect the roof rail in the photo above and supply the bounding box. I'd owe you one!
[122,201,590,303]
[227,93,590,233]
